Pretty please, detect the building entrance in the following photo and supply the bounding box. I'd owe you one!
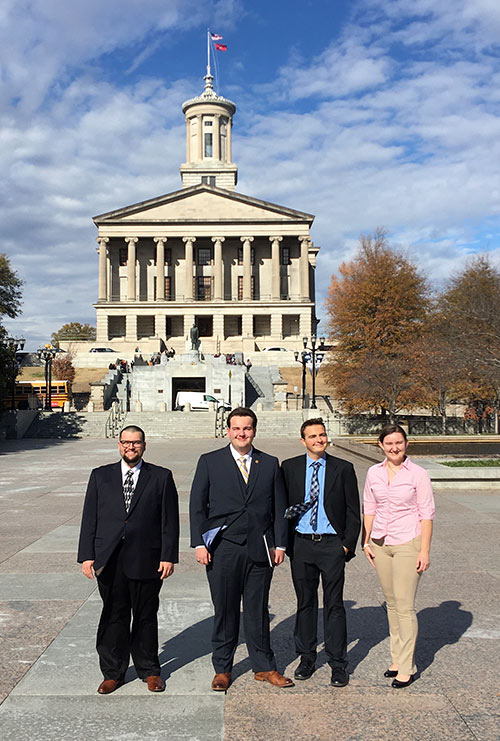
[171,377,205,409]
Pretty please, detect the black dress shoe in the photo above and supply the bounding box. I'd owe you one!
[294,658,315,680]
[330,667,349,687]
[391,675,415,688]
[384,669,398,678]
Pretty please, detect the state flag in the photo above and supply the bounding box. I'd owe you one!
[215,43,227,51]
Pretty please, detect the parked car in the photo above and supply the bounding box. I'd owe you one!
[175,392,231,411]
[89,347,117,353]
[262,346,290,352]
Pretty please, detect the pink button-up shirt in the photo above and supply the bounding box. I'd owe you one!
[363,457,435,545]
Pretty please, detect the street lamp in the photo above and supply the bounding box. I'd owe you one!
[301,334,326,410]
[5,337,26,410]
[294,349,308,409]
[37,344,61,411]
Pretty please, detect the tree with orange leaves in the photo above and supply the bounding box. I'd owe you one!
[324,228,430,421]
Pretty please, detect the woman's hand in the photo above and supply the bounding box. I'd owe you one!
[363,545,376,568]
[416,551,430,573]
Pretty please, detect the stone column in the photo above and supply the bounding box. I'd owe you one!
[299,236,310,301]
[97,237,109,301]
[213,312,224,345]
[185,117,191,162]
[154,237,167,301]
[271,313,282,340]
[125,237,138,301]
[227,119,232,162]
[212,236,225,300]
[197,114,203,160]
[125,314,137,342]
[240,236,254,300]
[155,314,166,339]
[183,237,196,300]
[269,236,282,300]
[96,312,108,342]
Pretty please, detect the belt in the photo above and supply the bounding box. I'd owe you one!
[296,532,337,542]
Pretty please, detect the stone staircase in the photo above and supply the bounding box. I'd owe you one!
[123,411,219,438]
[246,366,275,410]
[25,411,110,438]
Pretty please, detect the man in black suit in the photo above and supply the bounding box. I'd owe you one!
[190,407,293,692]
[78,425,179,695]
[281,418,360,687]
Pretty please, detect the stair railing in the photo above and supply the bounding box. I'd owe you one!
[105,399,125,438]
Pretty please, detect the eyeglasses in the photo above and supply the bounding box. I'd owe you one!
[119,440,144,448]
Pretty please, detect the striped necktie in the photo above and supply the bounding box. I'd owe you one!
[238,456,249,484]
[284,460,321,527]
[123,470,134,513]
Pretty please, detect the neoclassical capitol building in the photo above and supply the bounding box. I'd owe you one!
[93,70,319,354]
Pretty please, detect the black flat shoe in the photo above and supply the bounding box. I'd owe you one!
[384,669,398,678]
[391,675,414,688]
[294,658,315,680]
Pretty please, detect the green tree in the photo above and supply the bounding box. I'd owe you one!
[324,228,431,421]
[51,322,96,347]
[0,255,24,407]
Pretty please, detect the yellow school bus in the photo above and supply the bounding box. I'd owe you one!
[8,380,70,409]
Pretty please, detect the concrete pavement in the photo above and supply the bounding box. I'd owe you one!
[0,436,498,740]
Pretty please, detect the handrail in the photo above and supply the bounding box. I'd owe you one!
[215,406,227,438]
[105,399,125,438]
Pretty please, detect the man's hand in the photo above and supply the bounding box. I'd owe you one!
[82,560,95,579]
[273,549,285,566]
[196,546,211,565]
[158,561,174,579]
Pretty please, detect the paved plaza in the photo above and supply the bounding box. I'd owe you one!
[0,436,498,740]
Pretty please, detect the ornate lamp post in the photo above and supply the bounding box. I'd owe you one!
[294,349,308,409]
[37,344,61,411]
[300,334,326,410]
[5,336,26,409]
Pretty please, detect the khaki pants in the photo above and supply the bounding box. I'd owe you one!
[371,536,421,675]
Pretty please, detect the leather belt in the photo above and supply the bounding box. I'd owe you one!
[296,532,337,542]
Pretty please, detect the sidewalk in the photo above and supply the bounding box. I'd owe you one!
[0,437,498,740]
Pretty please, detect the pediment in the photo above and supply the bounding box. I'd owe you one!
[94,186,314,225]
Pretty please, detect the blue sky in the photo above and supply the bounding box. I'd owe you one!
[2,0,500,347]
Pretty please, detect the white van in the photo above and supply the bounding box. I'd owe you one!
[175,392,231,411]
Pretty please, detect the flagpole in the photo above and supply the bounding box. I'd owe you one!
[207,29,211,77]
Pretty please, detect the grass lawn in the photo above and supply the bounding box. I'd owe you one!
[441,459,500,467]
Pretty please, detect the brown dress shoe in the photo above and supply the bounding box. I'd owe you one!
[254,670,294,687]
[211,672,231,691]
[97,679,123,694]
[143,675,165,692]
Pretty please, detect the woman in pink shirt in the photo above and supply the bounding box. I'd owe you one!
[362,424,434,688]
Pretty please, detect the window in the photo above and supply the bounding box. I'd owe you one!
[119,247,127,266]
[165,248,171,266]
[201,176,216,186]
[237,247,255,265]
[280,246,290,265]
[238,275,255,300]
[164,276,171,299]
[196,276,212,300]
[204,132,213,157]
[197,247,212,266]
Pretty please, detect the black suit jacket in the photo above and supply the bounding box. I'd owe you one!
[77,460,179,579]
[281,453,361,561]
[189,445,288,562]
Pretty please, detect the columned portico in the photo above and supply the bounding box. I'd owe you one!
[92,72,319,355]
